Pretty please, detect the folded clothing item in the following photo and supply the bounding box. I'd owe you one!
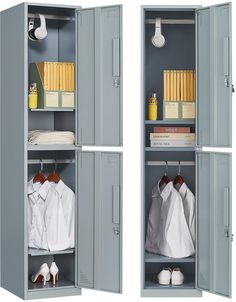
[28,130,75,145]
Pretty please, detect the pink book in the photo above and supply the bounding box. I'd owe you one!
[153,126,191,133]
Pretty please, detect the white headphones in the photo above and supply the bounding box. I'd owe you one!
[28,14,47,41]
[152,18,165,48]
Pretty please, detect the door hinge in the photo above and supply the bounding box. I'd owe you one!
[232,85,235,93]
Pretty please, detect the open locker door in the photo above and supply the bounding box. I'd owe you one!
[197,152,232,297]
[76,6,122,146]
[196,3,232,147]
[77,151,122,293]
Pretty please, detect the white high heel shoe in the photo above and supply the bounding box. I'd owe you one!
[50,262,59,285]
[31,263,50,286]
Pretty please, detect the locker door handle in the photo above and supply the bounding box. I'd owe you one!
[223,187,229,228]
[112,185,120,224]
[223,37,229,76]
[112,38,120,77]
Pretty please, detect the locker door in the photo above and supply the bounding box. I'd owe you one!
[196,3,232,147]
[197,152,232,297]
[77,151,122,293]
[77,6,122,146]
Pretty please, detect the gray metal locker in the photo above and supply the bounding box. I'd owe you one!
[141,3,232,298]
[0,2,122,300]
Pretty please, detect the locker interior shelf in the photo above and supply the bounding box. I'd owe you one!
[28,279,75,290]
[29,108,75,112]
[145,120,195,125]
[28,248,75,256]
[145,252,195,263]
[28,144,77,151]
[145,147,195,152]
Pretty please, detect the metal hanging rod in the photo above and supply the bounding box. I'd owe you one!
[28,159,75,165]
[146,19,195,25]
[28,13,75,21]
[146,161,195,166]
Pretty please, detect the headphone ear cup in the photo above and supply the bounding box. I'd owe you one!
[28,28,38,40]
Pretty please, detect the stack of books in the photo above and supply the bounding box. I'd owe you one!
[150,126,195,147]
[163,70,196,101]
[36,62,75,91]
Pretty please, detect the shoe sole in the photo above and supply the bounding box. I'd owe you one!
[158,279,171,285]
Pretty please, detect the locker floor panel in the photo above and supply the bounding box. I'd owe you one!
[145,276,195,289]
[28,279,75,290]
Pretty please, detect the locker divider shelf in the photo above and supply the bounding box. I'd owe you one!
[145,147,195,152]
[145,120,195,125]
[28,248,75,257]
[145,252,195,263]
[28,144,77,151]
[29,109,75,112]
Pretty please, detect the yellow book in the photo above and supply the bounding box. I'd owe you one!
[186,70,189,101]
[71,63,75,91]
[66,63,69,91]
[183,70,187,101]
[59,63,62,90]
[50,62,54,91]
[176,70,180,101]
[189,70,193,101]
[180,70,184,101]
[62,63,66,91]
[170,70,174,101]
[163,70,166,101]
[193,71,196,102]
[56,62,59,90]
[45,62,48,90]
[173,70,177,101]
[165,70,169,101]
[68,63,72,91]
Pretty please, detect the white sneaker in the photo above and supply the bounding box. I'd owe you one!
[157,267,172,285]
[171,268,184,285]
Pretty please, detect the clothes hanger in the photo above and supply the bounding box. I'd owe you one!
[159,161,170,187]
[47,161,60,184]
[173,161,184,186]
[33,161,46,184]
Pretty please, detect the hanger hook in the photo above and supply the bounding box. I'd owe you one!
[165,161,168,176]
[178,161,181,175]
[40,159,43,172]
[54,160,57,172]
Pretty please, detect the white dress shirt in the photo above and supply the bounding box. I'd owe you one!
[27,180,47,249]
[27,179,75,251]
[145,180,195,258]
[177,182,195,245]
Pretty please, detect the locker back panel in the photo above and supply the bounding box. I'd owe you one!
[77,152,95,288]
[145,10,195,120]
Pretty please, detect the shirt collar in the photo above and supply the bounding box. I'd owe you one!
[49,179,65,198]
[38,180,51,200]
[158,180,174,201]
[27,179,43,202]
[178,182,188,196]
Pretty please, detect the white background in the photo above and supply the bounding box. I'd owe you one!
[0,0,235,301]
